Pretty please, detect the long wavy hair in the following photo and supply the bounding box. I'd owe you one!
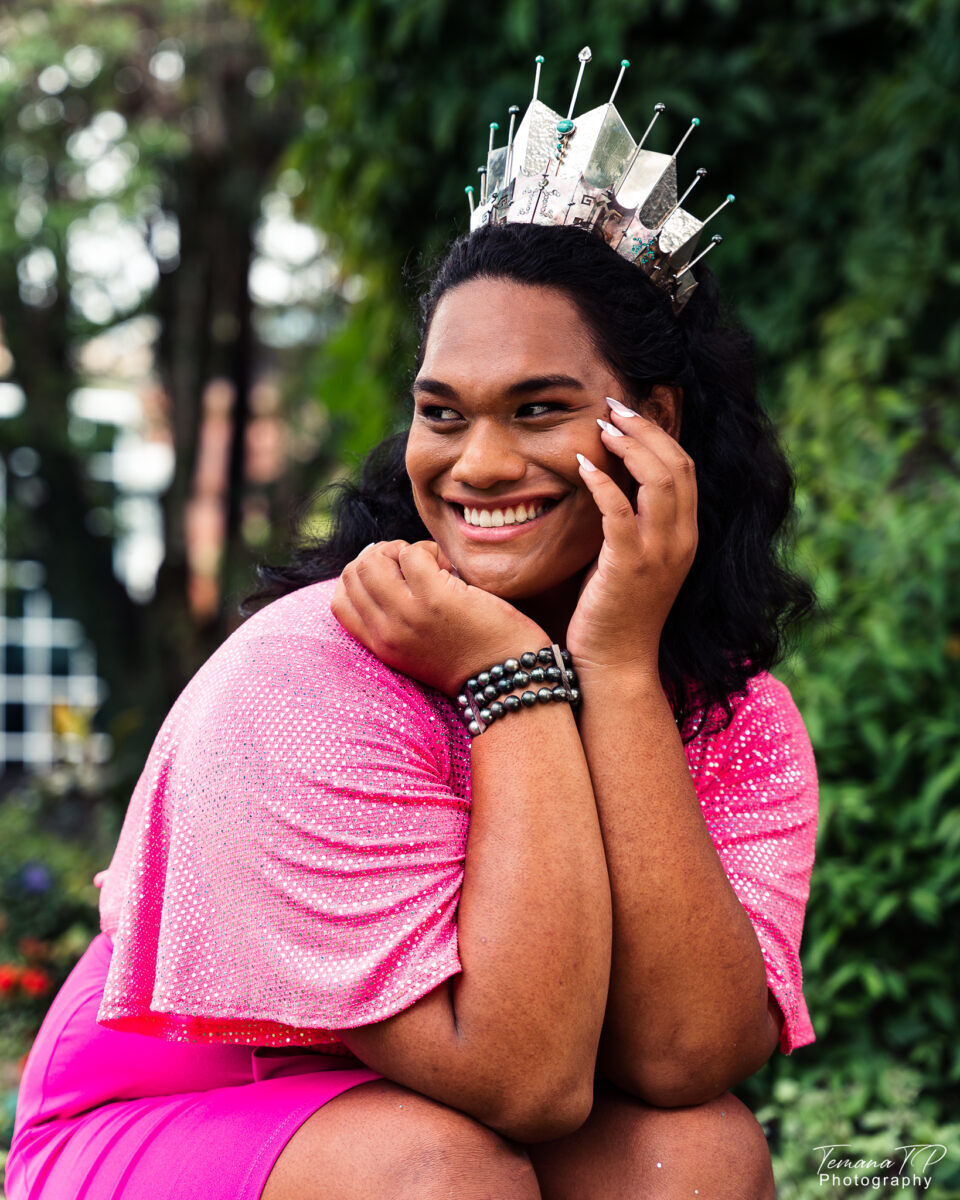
[243,221,818,742]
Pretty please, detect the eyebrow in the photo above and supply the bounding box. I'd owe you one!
[412,373,586,400]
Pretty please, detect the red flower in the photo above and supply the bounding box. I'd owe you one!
[19,968,51,997]
[0,963,21,994]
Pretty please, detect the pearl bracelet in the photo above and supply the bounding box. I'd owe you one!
[455,643,581,738]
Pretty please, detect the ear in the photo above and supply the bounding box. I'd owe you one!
[645,384,684,440]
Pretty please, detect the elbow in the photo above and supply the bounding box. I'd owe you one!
[602,1051,760,1110]
[488,1074,595,1144]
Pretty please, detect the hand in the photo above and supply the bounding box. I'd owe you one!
[565,401,699,676]
[331,539,550,697]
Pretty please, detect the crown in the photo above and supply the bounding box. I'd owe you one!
[463,48,735,315]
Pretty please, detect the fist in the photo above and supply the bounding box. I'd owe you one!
[331,540,549,697]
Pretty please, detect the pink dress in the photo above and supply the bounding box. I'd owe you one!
[7,576,819,1199]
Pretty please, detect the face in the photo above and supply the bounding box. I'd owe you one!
[405,277,647,607]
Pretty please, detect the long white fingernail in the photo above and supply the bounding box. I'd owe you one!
[597,417,625,437]
[577,453,597,472]
[606,396,637,417]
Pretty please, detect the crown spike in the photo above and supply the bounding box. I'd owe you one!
[532,54,545,103]
[566,46,592,120]
[488,121,499,155]
[504,105,520,182]
[613,102,666,195]
[671,117,700,160]
[608,58,630,106]
[478,165,487,205]
[700,193,736,229]
[675,234,722,280]
[656,167,707,231]
[465,185,475,216]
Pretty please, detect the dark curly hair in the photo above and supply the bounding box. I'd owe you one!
[243,221,818,742]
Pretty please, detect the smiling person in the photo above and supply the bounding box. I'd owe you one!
[7,218,819,1199]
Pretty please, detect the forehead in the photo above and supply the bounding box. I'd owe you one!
[420,278,601,379]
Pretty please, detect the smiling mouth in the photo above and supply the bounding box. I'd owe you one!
[449,496,563,530]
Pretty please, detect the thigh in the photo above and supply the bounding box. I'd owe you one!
[261,1077,542,1200]
[525,1080,775,1200]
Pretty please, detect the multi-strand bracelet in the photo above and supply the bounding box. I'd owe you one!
[455,643,581,738]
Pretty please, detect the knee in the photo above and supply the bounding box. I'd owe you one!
[392,1109,542,1200]
[660,1091,775,1200]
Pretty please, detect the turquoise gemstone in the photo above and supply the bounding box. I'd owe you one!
[557,119,574,134]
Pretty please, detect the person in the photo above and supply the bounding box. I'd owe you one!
[6,215,819,1199]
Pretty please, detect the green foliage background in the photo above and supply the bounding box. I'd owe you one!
[247,1,960,1193]
[1,0,958,1195]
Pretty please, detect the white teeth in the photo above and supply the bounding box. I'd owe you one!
[461,501,551,527]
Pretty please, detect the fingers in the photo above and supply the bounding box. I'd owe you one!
[330,578,371,645]
[576,453,644,559]
[600,405,698,541]
[396,540,455,593]
[343,539,410,630]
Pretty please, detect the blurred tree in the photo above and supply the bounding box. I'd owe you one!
[0,0,303,773]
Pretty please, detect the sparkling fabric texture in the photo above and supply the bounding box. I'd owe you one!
[96,576,818,1057]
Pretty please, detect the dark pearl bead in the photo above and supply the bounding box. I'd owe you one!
[479,708,493,722]
[483,684,498,701]
[560,649,571,664]
[538,648,554,665]
[512,670,530,687]
[520,652,537,668]
[504,694,521,712]
[477,671,491,687]
[569,687,580,704]
[536,687,554,703]
[520,690,538,707]
[545,666,562,682]
[467,678,479,692]
[468,720,482,736]
[503,658,520,673]
[551,685,567,700]
[490,664,504,680]
[489,701,505,718]
[457,693,469,708]
[497,676,514,694]
[529,667,545,683]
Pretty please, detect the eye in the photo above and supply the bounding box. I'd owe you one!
[518,402,565,417]
[418,401,568,424]
[421,405,461,422]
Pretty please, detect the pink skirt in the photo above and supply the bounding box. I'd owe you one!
[6,933,384,1200]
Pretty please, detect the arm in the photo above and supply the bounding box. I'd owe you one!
[577,666,780,1108]
[331,543,613,1143]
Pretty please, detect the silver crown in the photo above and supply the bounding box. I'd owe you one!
[463,48,735,314]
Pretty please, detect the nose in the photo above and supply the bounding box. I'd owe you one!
[448,419,527,490]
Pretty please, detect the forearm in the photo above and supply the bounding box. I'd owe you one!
[577,666,771,1104]
[454,685,613,1130]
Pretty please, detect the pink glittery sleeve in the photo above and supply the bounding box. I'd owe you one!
[96,580,470,1048]
[694,672,819,1055]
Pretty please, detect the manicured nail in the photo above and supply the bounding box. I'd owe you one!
[576,453,597,472]
[597,417,625,437]
[606,396,637,417]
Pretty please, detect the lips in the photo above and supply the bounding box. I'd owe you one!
[447,495,567,541]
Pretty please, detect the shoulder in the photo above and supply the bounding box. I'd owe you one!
[689,670,819,807]
[164,577,458,764]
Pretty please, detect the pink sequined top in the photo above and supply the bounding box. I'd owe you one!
[96,576,819,1057]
